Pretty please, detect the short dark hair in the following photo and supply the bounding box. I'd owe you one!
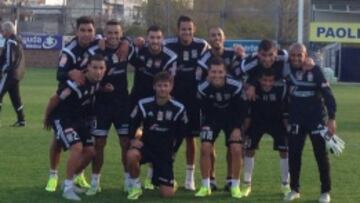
[259,68,275,78]
[147,25,162,34]
[177,15,193,28]
[106,19,122,26]
[89,54,105,64]
[76,16,95,28]
[208,57,226,70]
[258,39,277,52]
[153,72,173,85]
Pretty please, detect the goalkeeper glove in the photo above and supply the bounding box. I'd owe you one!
[319,127,345,156]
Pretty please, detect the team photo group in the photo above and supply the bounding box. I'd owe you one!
[0,14,345,202]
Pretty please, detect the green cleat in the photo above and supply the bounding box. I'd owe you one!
[231,187,243,199]
[86,185,101,196]
[195,186,211,197]
[281,184,291,196]
[127,187,143,200]
[74,173,90,189]
[144,178,154,190]
[242,184,251,197]
[45,176,58,192]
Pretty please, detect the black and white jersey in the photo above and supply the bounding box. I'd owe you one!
[129,45,177,99]
[196,48,241,82]
[0,34,25,80]
[164,37,209,93]
[57,37,98,82]
[248,82,288,124]
[50,79,100,119]
[287,65,336,125]
[197,77,247,127]
[239,49,289,85]
[88,42,135,103]
[129,97,188,157]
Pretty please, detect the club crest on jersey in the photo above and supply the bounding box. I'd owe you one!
[157,111,164,121]
[140,55,145,61]
[148,111,154,117]
[146,59,153,68]
[191,49,198,58]
[165,111,173,121]
[154,60,161,68]
[307,72,314,81]
[296,71,303,80]
[112,54,119,63]
[183,51,190,61]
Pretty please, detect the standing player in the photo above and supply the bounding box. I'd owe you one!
[86,20,134,195]
[45,16,97,192]
[284,43,337,203]
[126,72,188,200]
[0,21,26,127]
[242,69,290,197]
[196,26,242,190]
[43,54,106,201]
[129,25,177,189]
[163,15,209,191]
[195,57,247,199]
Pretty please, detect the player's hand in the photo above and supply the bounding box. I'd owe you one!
[98,38,106,50]
[69,69,85,85]
[135,128,143,138]
[327,119,336,136]
[103,83,114,92]
[234,44,246,58]
[245,85,256,101]
[134,36,145,48]
[131,139,143,149]
[303,57,315,71]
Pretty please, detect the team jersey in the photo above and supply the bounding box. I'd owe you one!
[57,37,98,82]
[196,47,242,82]
[88,41,135,103]
[287,64,336,125]
[164,37,209,93]
[239,49,289,85]
[129,97,188,158]
[50,79,100,119]
[0,34,25,80]
[197,77,247,127]
[129,45,177,99]
[248,82,288,124]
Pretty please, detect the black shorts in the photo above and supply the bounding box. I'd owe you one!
[175,95,200,137]
[200,121,242,147]
[139,146,174,187]
[91,101,130,138]
[244,122,288,151]
[51,118,94,151]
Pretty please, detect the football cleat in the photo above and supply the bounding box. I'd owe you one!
[195,186,211,197]
[127,187,143,200]
[45,176,58,192]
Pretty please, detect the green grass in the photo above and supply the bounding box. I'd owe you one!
[0,68,359,203]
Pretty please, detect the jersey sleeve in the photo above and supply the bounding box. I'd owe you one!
[314,66,337,119]
[57,51,74,82]
[1,39,16,73]
[128,103,145,139]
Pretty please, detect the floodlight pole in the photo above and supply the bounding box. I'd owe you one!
[298,0,304,43]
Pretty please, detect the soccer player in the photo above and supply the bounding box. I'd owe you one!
[195,57,247,198]
[85,20,134,195]
[163,15,209,191]
[242,69,290,197]
[196,26,242,190]
[0,21,26,127]
[129,25,177,189]
[126,72,188,200]
[43,54,106,201]
[284,43,336,203]
[45,16,97,192]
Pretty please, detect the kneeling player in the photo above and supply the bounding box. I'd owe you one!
[242,69,290,197]
[43,55,106,201]
[126,72,188,200]
[195,57,247,198]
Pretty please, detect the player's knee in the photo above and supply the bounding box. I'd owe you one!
[127,149,140,163]
[229,143,242,156]
[200,143,212,156]
[160,186,175,198]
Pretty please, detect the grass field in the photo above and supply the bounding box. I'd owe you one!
[0,68,359,203]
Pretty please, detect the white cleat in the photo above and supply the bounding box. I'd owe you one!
[184,181,196,191]
[319,192,331,203]
[284,190,300,201]
[62,188,81,201]
[86,185,101,196]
